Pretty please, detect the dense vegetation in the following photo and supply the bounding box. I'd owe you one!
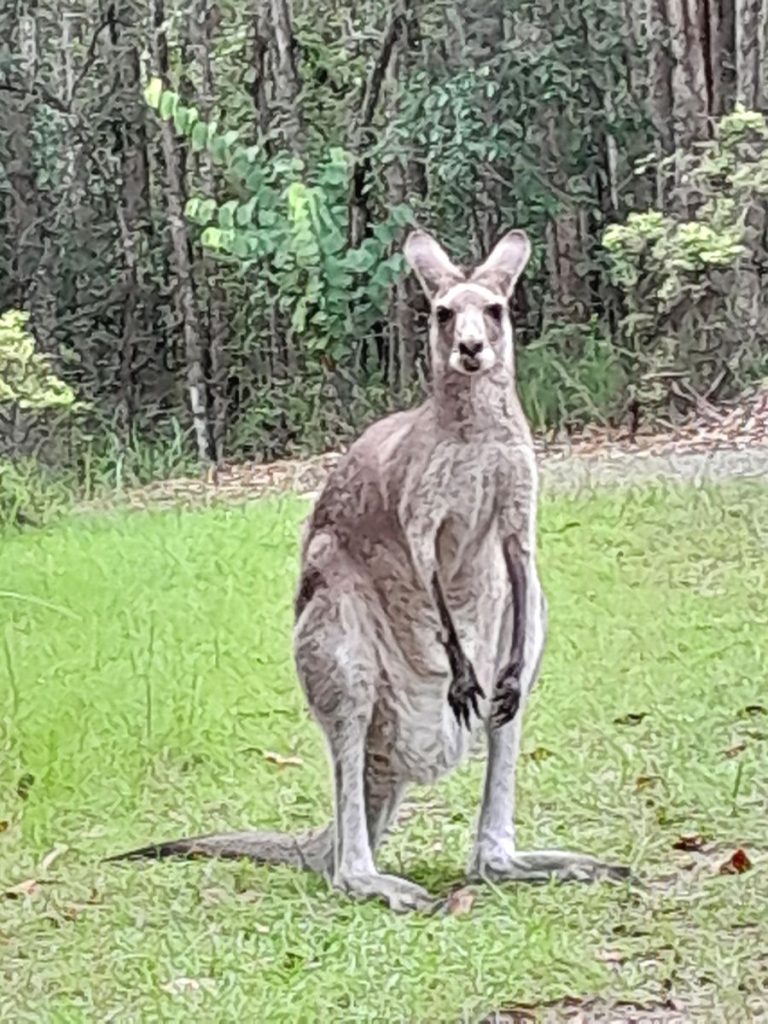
[2,0,768,492]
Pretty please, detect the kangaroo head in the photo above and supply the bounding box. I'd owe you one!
[403,229,530,379]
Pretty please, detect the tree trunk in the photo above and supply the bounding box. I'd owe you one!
[150,0,213,467]
[191,0,229,467]
[735,0,767,107]
[269,0,305,152]
[109,3,150,435]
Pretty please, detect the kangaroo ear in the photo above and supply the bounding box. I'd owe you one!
[403,230,464,301]
[470,230,531,298]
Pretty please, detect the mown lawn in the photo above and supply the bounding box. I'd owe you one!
[1,481,766,1022]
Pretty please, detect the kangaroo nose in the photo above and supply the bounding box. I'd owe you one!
[458,340,482,357]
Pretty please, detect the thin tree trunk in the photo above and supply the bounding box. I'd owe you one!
[191,0,228,466]
[269,0,305,152]
[109,3,149,435]
[735,0,767,107]
[150,0,212,467]
[348,3,405,248]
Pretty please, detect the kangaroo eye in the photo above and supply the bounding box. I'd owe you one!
[486,303,504,323]
[435,306,453,326]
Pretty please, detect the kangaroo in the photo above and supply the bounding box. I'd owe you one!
[108,229,629,911]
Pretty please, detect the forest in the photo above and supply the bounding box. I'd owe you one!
[2,0,768,491]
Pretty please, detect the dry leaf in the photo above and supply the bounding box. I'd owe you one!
[528,746,554,762]
[597,949,625,965]
[0,820,9,833]
[635,774,660,791]
[445,887,475,916]
[63,902,92,920]
[614,712,648,726]
[40,844,68,872]
[4,878,40,899]
[740,704,766,717]
[719,848,752,875]
[160,977,216,995]
[263,751,303,768]
[16,773,35,800]
[673,834,706,852]
[722,741,747,759]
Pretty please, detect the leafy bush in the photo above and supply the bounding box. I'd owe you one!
[518,318,627,433]
[145,79,415,366]
[0,309,77,529]
[0,457,72,531]
[0,310,75,410]
[602,106,768,418]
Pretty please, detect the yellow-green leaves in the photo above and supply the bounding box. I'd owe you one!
[0,310,75,411]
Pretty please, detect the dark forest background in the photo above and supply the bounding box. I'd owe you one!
[2,0,768,516]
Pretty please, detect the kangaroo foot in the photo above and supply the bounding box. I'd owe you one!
[468,841,632,885]
[333,870,441,914]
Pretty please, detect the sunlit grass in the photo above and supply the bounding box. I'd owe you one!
[1,481,766,1021]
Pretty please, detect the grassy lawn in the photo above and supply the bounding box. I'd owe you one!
[1,480,766,1022]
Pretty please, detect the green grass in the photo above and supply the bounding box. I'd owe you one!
[1,481,766,1022]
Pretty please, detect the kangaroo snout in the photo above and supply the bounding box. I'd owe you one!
[458,339,483,357]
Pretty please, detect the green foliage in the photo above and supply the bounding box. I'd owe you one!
[518,318,627,431]
[147,78,414,364]
[601,106,768,415]
[0,310,75,410]
[0,457,72,531]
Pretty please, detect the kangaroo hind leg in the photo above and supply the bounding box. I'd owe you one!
[296,582,437,913]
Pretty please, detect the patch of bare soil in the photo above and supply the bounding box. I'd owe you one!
[484,995,690,1023]
[77,384,768,514]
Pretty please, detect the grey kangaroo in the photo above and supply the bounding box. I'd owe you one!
[110,228,629,911]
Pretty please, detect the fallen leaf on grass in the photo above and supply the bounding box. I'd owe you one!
[597,949,625,966]
[527,746,554,762]
[63,901,104,921]
[635,774,660,791]
[673,834,706,852]
[740,704,766,718]
[16,773,35,800]
[718,848,752,875]
[445,887,475,916]
[263,751,303,768]
[722,741,747,759]
[614,712,648,726]
[40,844,68,872]
[4,878,40,899]
[160,977,216,996]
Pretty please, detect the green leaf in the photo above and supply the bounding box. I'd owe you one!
[389,204,415,227]
[236,197,258,226]
[218,200,240,230]
[184,197,200,220]
[144,77,163,110]
[173,106,189,134]
[201,227,224,249]
[231,233,255,259]
[191,122,209,152]
[158,90,179,121]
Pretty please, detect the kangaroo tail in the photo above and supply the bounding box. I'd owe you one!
[103,824,334,878]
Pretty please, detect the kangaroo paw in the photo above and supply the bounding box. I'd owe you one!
[491,660,522,727]
[447,659,485,729]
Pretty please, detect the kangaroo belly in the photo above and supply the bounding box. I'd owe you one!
[368,571,510,785]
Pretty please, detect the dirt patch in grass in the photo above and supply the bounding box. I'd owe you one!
[485,995,690,1022]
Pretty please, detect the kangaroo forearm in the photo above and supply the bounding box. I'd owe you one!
[430,571,465,667]
[492,536,532,727]
[502,538,527,668]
